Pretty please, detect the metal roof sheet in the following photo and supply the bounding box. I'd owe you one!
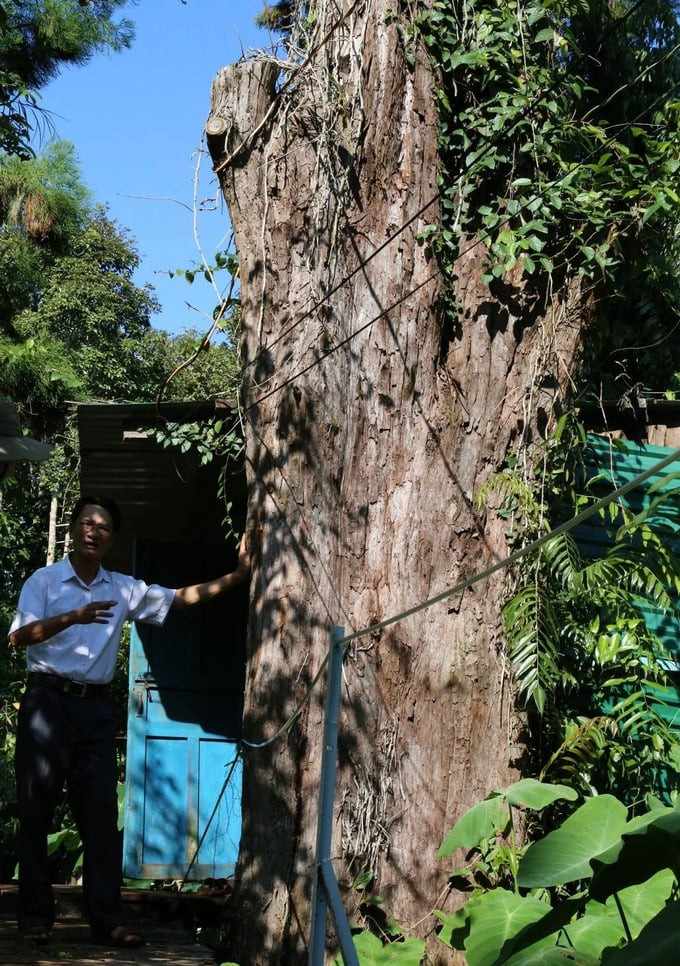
[76,401,246,574]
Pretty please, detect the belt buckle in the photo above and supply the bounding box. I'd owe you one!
[65,679,88,698]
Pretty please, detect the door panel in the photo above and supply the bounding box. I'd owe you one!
[123,539,247,881]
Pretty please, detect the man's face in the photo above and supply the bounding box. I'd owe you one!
[70,503,115,563]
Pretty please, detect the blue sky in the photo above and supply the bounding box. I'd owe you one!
[40,0,269,336]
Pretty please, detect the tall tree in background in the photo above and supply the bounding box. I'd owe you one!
[208,0,680,961]
[0,0,133,160]
[0,138,241,617]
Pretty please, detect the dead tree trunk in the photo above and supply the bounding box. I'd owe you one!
[208,3,585,962]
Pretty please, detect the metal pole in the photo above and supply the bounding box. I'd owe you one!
[309,627,359,966]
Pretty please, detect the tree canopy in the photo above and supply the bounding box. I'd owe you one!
[421,0,680,399]
[0,0,133,157]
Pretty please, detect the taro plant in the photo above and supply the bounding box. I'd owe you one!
[333,871,427,965]
[435,778,680,965]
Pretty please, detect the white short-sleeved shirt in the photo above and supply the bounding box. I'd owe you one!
[9,555,176,685]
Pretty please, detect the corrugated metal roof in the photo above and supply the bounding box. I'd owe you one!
[574,434,680,659]
[76,401,246,574]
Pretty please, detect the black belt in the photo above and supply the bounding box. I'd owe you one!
[27,672,109,698]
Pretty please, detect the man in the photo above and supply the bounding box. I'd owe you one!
[8,494,251,948]
[0,400,53,483]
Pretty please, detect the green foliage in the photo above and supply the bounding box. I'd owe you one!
[149,417,242,467]
[479,416,680,803]
[255,2,299,35]
[350,782,680,964]
[0,0,134,157]
[436,783,680,965]
[148,415,244,541]
[163,245,243,402]
[336,932,426,964]
[0,140,91,236]
[0,141,92,336]
[438,779,578,895]
[418,0,680,394]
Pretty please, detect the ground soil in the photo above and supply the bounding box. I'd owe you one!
[0,885,230,966]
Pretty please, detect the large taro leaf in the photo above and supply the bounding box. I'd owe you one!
[589,807,680,902]
[438,797,508,856]
[439,780,578,858]
[496,896,588,963]
[341,931,425,965]
[502,779,579,811]
[518,796,628,888]
[613,869,675,936]
[463,889,555,966]
[600,900,680,965]
[563,870,675,957]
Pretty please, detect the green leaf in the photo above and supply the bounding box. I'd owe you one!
[463,889,555,966]
[497,896,588,963]
[534,28,555,43]
[353,870,374,891]
[502,778,578,811]
[588,806,680,902]
[601,901,680,965]
[337,931,425,964]
[517,796,627,888]
[557,872,674,960]
[439,797,509,856]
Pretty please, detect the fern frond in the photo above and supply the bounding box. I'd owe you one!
[580,550,631,595]
[502,582,560,715]
[540,532,585,593]
[475,470,550,537]
[539,716,612,785]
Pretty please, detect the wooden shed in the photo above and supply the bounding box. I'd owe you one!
[77,401,248,882]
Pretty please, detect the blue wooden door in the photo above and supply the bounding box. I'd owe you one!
[122,538,248,881]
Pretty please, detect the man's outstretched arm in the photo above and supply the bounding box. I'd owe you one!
[172,532,252,609]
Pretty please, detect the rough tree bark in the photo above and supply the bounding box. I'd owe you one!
[208,3,585,963]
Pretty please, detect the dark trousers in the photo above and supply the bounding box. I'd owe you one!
[15,683,125,933]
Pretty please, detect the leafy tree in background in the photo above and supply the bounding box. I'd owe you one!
[14,205,162,402]
[0,0,133,159]
[0,139,91,339]
[0,141,241,420]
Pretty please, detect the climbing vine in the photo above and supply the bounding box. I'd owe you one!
[417,0,680,803]
[418,0,680,396]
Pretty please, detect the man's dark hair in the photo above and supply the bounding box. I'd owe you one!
[70,495,122,533]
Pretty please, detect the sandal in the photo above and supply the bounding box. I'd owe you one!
[93,925,146,948]
[20,927,51,945]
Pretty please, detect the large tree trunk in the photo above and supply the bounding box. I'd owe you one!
[208,3,584,962]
